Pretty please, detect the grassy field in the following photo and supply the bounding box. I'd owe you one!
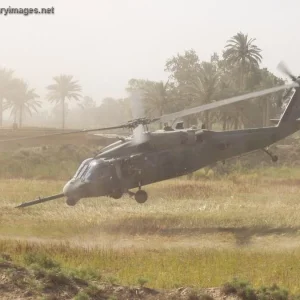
[2,167,300,292]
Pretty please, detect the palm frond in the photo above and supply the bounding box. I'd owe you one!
[46,74,82,103]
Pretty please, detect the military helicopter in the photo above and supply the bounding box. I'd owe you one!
[8,62,300,208]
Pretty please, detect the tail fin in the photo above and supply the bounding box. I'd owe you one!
[278,88,300,126]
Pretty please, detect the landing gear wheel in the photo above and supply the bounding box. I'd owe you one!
[66,197,79,206]
[272,155,278,162]
[134,190,148,204]
[110,190,123,199]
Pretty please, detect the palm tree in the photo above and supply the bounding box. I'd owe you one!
[143,81,169,116]
[258,68,285,126]
[6,79,40,127]
[142,80,170,128]
[185,62,220,129]
[223,32,262,90]
[46,75,81,129]
[127,80,171,128]
[0,68,14,126]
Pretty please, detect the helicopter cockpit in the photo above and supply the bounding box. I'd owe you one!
[73,158,112,181]
[63,157,116,205]
[73,158,93,179]
[83,160,111,181]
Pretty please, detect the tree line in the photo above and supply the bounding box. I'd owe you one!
[0,32,287,130]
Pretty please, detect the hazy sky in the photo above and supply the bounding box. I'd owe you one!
[0,0,298,106]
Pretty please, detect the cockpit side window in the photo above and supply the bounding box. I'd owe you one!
[84,162,110,180]
[77,165,88,179]
[74,158,93,179]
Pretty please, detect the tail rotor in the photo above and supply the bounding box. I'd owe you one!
[277,61,297,81]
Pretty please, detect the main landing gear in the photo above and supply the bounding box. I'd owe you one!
[110,187,148,204]
[128,189,148,204]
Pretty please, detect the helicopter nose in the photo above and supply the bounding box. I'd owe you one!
[63,179,87,199]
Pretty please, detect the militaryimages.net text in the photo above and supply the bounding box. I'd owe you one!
[0,6,55,16]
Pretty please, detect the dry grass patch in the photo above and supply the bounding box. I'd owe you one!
[1,168,300,240]
[1,167,300,292]
[2,240,300,292]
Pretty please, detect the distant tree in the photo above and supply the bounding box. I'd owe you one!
[0,68,14,126]
[258,68,285,126]
[127,79,171,128]
[74,96,97,128]
[184,61,220,129]
[51,102,69,127]
[126,79,148,92]
[80,96,96,109]
[223,32,262,90]
[165,49,201,87]
[96,97,128,127]
[145,81,169,116]
[46,75,81,129]
[118,97,132,121]
[216,63,284,129]
[6,79,40,127]
[165,49,202,111]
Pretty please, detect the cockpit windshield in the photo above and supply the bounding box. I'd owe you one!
[74,159,111,181]
[73,158,93,179]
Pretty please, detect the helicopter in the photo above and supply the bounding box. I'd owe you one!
[7,62,300,208]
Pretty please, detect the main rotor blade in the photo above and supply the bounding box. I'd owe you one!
[277,61,297,81]
[0,124,127,143]
[159,83,299,123]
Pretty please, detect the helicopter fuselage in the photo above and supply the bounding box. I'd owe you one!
[63,121,300,204]
[14,74,300,208]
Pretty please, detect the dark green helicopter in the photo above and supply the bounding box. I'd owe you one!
[9,62,300,208]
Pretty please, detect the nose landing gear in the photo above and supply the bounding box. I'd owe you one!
[66,197,80,206]
[110,189,123,199]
